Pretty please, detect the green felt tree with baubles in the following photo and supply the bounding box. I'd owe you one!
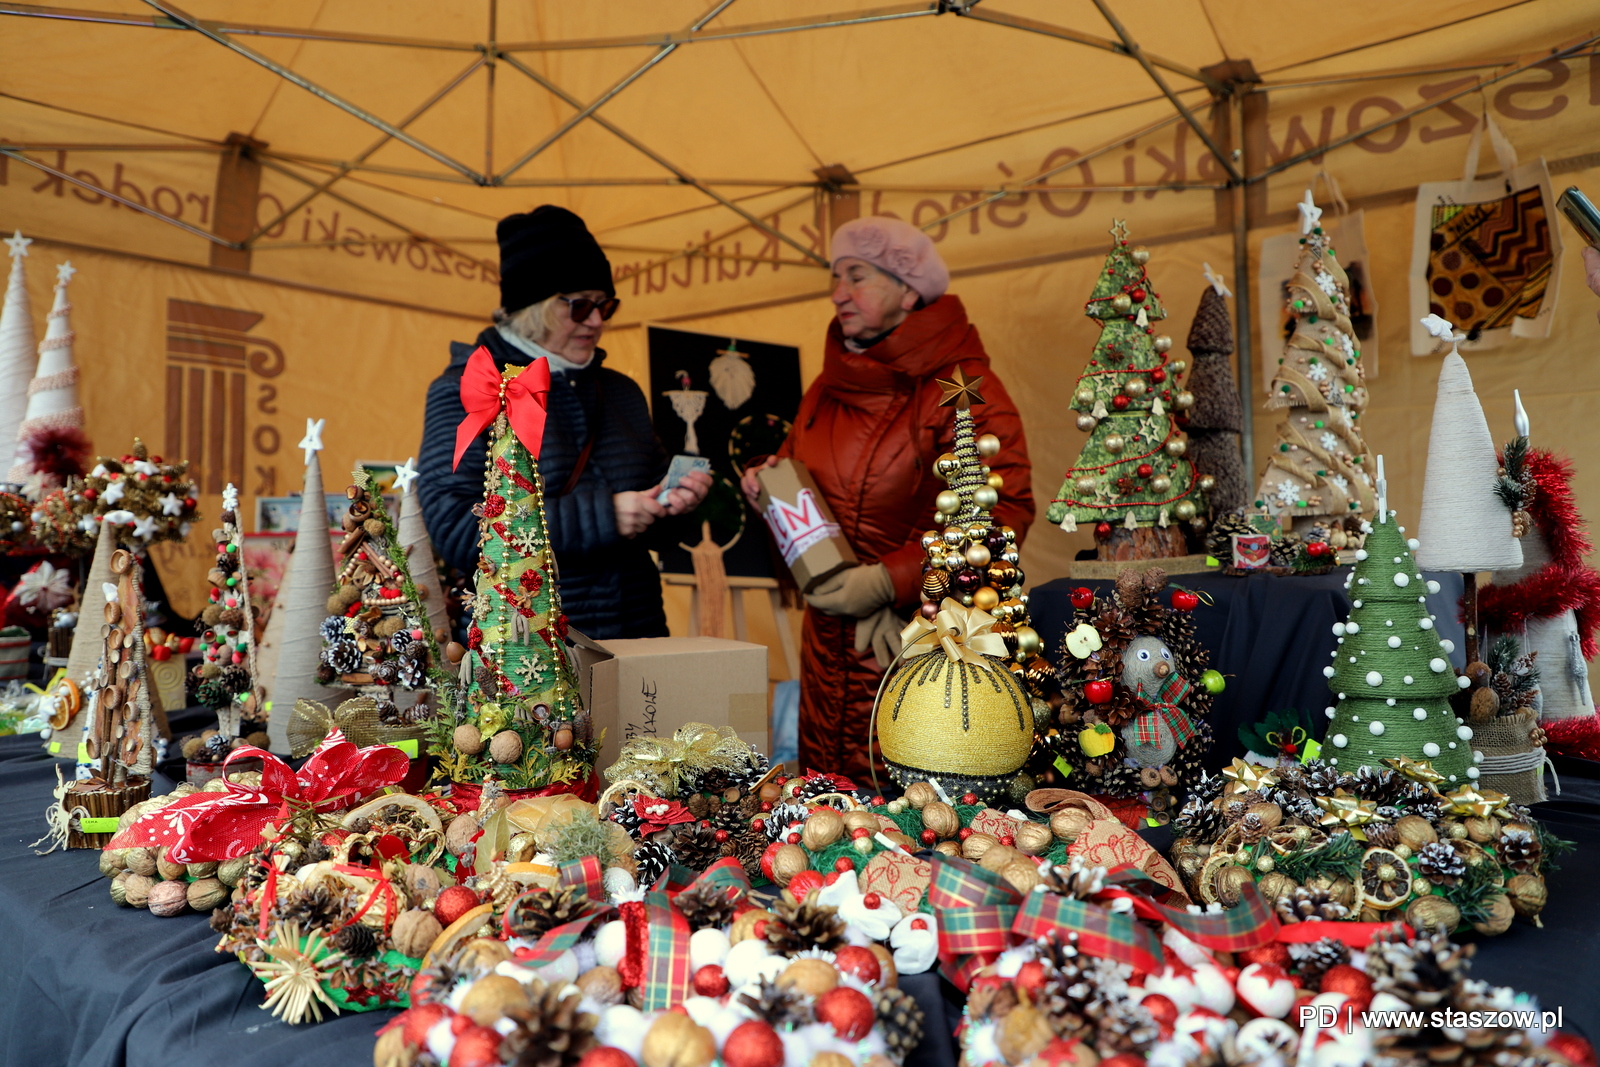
[1047,220,1207,559]
[432,353,598,791]
[1322,459,1478,786]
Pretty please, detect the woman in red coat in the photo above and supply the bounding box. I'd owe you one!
[743,217,1034,786]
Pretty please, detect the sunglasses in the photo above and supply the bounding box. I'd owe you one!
[559,295,622,322]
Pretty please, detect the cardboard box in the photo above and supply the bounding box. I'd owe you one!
[755,458,858,593]
[567,633,770,773]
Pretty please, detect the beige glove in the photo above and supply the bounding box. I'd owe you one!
[853,605,905,670]
[805,562,894,618]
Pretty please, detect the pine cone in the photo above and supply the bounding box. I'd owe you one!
[765,898,848,955]
[873,985,925,1064]
[733,830,769,881]
[1364,822,1400,850]
[209,906,235,934]
[331,922,379,959]
[1287,937,1350,988]
[1205,513,1256,560]
[1173,797,1224,842]
[1350,765,1403,803]
[1417,841,1467,886]
[1365,927,1474,1010]
[738,977,813,1029]
[633,840,674,888]
[670,822,723,872]
[1301,764,1348,796]
[507,885,597,941]
[323,639,363,674]
[1040,858,1106,900]
[276,884,349,930]
[712,803,754,837]
[965,981,1020,1023]
[673,879,741,931]
[1275,886,1348,924]
[1237,811,1268,844]
[413,950,473,1007]
[1497,828,1540,873]
[369,660,400,686]
[500,980,600,1067]
[763,802,809,842]
[319,616,348,642]
[608,803,644,839]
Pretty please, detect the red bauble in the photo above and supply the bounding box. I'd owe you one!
[786,832,801,845]
[723,1021,785,1067]
[1037,1039,1101,1066]
[1084,680,1114,704]
[958,827,973,841]
[1099,1056,1148,1067]
[1237,942,1292,971]
[693,964,730,997]
[823,871,841,886]
[1150,368,1167,383]
[1320,964,1373,1001]
[1141,991,1178,1035]
[999,834,1014,846]
[1129,287,1146,302]
[715,829,730,843]
[833,856,855,873]
[1306,540,1330,558]
[814,987,876,1041]
[1094,522,1113,540]
[862,892,882,909]
[1171,590,1199,612]
[402,1003,451,1047]
[1136,463,1154,478]
[1546,1032,1599,1067]
[759,843,781,880]
[448,1024,503,1067]
[960,792,977,805]
[433,885,481,927]
[787,870,825,902]
[833,945,883,984]
[851,826,871,840]
[920,829,938,845]
[1070,586,1095,609]
[1014,959,1048,994]
[578,1049,638,1067]
[1112,395,1131,411]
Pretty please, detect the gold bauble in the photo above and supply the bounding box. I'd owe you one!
[1074,475,1098,494]
[1153,335,1172,353]
[942,528,964,547]
[1173,500,1197,521]
[1014,626,1042,657]
[1123,379,1148,398]
[1198,475,1216,491]
[936,490,961,514]
[801,808,845,851]
[1150,475,1171,493]
[921,571,951,600]
[966,522,989,541]
[1104,434,1125,454]
[936,453,961,478]
[1173,391,1195,410]
[973,586,1001,612]
[987,472,1004,489]
[1168,359,1186,373]
[1075,386,1095,406]
[1076,414,1098,433]
[931,512,948,527]
[1110,293,1133,313]
[1130,246,1150,264]
[974,486,999,510]
[976,434,1001,458]
[965,543,992,568]
[1165,438,1187,457]
[920,530,941,550]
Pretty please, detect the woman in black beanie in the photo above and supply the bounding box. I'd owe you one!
[418,206,710,639]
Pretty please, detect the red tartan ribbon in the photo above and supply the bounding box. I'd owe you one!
[929,855,1025,991]
[1133,674,1196,746]
[618,859,749,1009]
[106,730,409,864]
[454,348,551,468]
[1094,864,1279,953]
[510,858,612,965]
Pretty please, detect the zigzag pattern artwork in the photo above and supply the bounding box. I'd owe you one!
[1426,186,1553,333]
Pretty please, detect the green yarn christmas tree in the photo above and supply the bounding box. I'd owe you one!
[1047,221,1205,555]
[1322,473,1477,784]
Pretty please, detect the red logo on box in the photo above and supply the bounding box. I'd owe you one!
[764,489,840,566]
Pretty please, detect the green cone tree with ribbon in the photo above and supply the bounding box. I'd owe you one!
[1322,462,1478,785]
[1047,221,1207,559]
[432,347,597,794]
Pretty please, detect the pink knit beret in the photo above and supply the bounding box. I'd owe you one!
[831,216,949,304]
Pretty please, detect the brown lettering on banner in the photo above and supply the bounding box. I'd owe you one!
[949,191,986,235]
[405,242,428,271]
[1036,147,1094,218]
[429,246,452,275]
[372,239,402,264]
[313,211,341,249]
[1347,97,1409,153]
[71,170,105,205]
[670,248,693,289]
[867,191,902,220]
[253,424,279,455]
[186,192,211,225]
[1269,106,1335,165]
[1494,59,1569,120]
[912,199,949,241]
[30,150,66,197]
[152,185,184,220]
[342,227,366,256]
[745,220,781,276]
[716,245,741,281]
[111,163,147,210]
[1417,77,1478,143]
[253,465,276,497]
[1142,123,1187,200]
[646,259,669,292]
[256,383,278,415]
[987,169,1029,229]
[1121,149,1138,204]
[454,255,476,281]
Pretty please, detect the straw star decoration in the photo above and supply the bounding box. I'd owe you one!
[936,366,985,410]
[1109,218,1129,243]
[1315,789,1378,827]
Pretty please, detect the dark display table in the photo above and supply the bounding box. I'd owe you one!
[1030,568,1468,766]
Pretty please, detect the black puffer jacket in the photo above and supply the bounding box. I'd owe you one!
[418,326,681,639]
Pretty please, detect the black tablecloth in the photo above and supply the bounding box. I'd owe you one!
[1031,569,1468,766]
[0,715,963,1067]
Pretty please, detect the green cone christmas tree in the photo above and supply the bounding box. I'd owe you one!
[192,483,261,740]
[433,351,596,791]
[1254,192,1375,528]
[1322,459,1477,785]
[1047,221,1206,559]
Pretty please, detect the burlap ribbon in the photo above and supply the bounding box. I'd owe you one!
[288,696,383,758]
[898,598,1008,669]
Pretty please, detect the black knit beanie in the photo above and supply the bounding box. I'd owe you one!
[496,205,615,314]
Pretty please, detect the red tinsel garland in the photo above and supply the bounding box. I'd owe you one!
[1477,564,1600,662]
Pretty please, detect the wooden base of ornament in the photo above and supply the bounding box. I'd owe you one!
[148,656,188,714]
[1071,554,1211,579]
[63,776,150,849]
[1216,564,1336,578]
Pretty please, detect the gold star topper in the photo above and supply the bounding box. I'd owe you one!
[937,366,986,410]
[1382,756,1446,786]
[1442,785,1509,817]
[1315,789,1378,828]
[1109,219,1129,243]
[1220,757,1277,795]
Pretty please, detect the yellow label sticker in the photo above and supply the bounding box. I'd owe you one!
[47,740,61,754]
[79,817,120,833]
[1146,817,1162,827]
[1301,739,1322,764]
[392,739,419,758]
[1052,754,1073,778]
[77,741,90,762]
[1205,556,1220,566]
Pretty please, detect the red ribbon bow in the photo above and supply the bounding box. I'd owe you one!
[106,730,410,864]
[453,347,551,468]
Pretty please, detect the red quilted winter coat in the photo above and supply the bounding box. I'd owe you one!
[778,295,1035,785]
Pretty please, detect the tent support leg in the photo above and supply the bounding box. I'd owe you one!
[1231,92,1254,488]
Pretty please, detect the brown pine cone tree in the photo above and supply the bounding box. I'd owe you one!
[738,977,812,1029]
[674,879,742,931]
[670,822,723,872]
[1497,828,1540,873]
[506,885,596,941]
[1417,841,1467,886]
[1365,927,1474,1010]
[765,898,848,955]
[1173,797,1224,842]
[1288,937,1350,988]
[873,985,925,1064]
[500,980,599,1067]
[1275,886,1348,924]
[331,921,380,959]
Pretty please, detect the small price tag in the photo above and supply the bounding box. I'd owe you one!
[1146,817,1163,827]
[1205,556,1220,567]
[79,817,120,834]
[47,740,61,754]
[1300,739,1322,764]
[391,739,419,758]
[1052,754,1073,778]
[77,741,90,762]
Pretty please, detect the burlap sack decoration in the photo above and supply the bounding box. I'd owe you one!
[861,850,933,913]
[1025,788,1188,900]
[1475,707,1552,806]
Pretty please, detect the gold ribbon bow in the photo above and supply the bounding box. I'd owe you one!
[287,696,384,758]
[602,723,755,796]
[1220,757,1278,795]
[1382,755,1446,786]
[1315,788,1379,828]
[1441,785,1510,817]
[898,598,1009,669]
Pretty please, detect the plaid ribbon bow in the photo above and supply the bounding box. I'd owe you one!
[1133,673,1196,747]
[630,858,751,1010]
[508,856,611,965]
